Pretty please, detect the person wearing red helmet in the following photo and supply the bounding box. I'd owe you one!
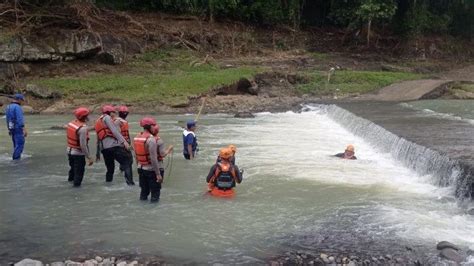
[133,117,173,202]
[66,107,93,187]
[95,105,134,185]
[115,105,132,175]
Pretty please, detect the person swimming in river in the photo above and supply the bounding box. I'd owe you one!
[334,145,357,160]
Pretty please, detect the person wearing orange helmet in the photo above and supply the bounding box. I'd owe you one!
[206,147,243,197]
[95,105,134,185]
[335,145,357,160]
[133,117,174,203]
[66,107,94,187]
[216,144,237,165]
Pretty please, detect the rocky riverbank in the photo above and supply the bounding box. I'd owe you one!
[11,240,471,265]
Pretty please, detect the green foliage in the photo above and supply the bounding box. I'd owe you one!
[91,0,472,39]
[298,70,422,95]
[35,49,261,105]
[356,0,396,22]
[402,1,452,36]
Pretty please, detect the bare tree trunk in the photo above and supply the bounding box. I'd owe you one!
[209,0,214,23]
[367,19,372,47]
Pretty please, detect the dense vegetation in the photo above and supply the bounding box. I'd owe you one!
[94,0,472,39]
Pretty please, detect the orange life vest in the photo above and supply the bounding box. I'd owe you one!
[115,117,130,142]
[66,120,89,150]
[210,161,237,190]
[133,131,163,166]
[95,114,115,141]
[209,186,235,197]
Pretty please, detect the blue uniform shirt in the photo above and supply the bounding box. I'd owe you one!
[6,102,24,132]
[182,129,197,155]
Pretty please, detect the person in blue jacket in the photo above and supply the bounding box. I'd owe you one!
[5,94,27,160]
[182,120,198,160]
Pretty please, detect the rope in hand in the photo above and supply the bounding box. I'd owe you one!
[165,149,174,179]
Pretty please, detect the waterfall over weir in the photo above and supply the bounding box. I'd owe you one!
[308,104,474,200]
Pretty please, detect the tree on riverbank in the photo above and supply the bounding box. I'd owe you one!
[93,0,472,41]
[1,0,471,43]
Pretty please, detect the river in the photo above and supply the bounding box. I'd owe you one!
[1,101,474,264]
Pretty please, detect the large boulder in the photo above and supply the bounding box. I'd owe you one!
[437,241,460,251]
[99,45,125,65]
[0,31,101,62]
[440,247,464,263]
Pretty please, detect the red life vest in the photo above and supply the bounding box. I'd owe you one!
[133,131,163,166]
[66,120,89,150]
[95,114,115,141]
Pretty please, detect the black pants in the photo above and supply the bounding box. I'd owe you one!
[102,146,134,185]
[68,154,85,187]
[138,168,164,202]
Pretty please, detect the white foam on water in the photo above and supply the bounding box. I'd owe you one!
[202,108,474,252]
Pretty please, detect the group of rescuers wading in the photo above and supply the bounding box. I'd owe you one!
[6,96,357,201]
[66,105,245,202]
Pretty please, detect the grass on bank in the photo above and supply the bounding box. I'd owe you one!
[36,49,260,105]
[297,70,423,95]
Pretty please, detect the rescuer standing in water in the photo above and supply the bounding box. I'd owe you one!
[183,120,198,160]
[5,94,27,160]
[66,107,93,187]
[95,105,134,185]
[134,117,174,203]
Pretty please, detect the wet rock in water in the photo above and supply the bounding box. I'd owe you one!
[440,247,464,263]
[341,257,349,264]
[25,84,62,99]
[15,259,43,266]
[234,112,255,118]
[395,258,404,263]
[84,259,98,265]
[128,261,139,266]
[320,253,330,264]
[115,261,126,266]
[328,256,335,263]
[95,256,103,263]
[437,241,460,251]
[385,254,392,260]
[50,262,65,266]
[64,260,81,266]
[467,208,474,215]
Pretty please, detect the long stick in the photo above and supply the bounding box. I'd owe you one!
[195,97,206,122]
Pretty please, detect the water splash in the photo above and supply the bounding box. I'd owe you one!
[309,104,473,200]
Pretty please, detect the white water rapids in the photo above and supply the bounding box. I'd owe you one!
[1,106,474,263]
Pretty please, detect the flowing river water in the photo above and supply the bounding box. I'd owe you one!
[1,101,474,264]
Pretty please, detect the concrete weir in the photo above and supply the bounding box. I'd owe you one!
[322,102,474,200]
